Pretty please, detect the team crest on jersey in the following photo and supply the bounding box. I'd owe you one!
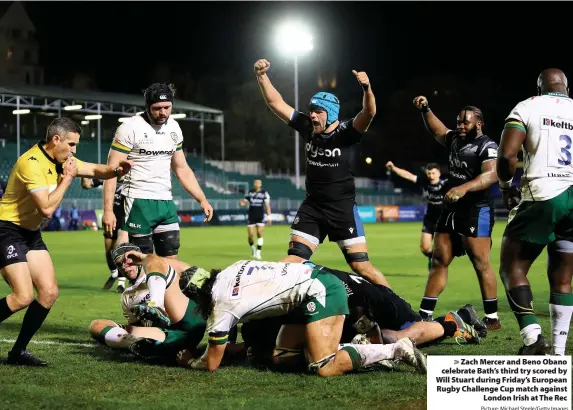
[306,302,316,313]
[232,286,240,297]
[170,132,178,143]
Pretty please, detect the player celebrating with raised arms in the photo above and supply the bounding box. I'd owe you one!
[413,96,500,333]
[254,58,389,287]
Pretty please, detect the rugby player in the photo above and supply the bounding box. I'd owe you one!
[175,260,427,376]
[239,179,271,260]
[88,244,206,359]
[385,161,447,270]
[0,117,132,366]
[103,83,213,261]
[498,68,573,355]
[81,176,128,292]
[413,96,500,332]
[103,83,213,322]
[254,58,389,287]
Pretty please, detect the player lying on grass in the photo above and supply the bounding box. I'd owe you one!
[217,263,484,370]
[88,244,206,359]
[175,260,427,376]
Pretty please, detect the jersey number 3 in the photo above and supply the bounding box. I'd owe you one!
[558,134,572,166]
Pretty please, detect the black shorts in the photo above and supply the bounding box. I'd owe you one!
[421,214,438,234]
[104,194,126,240]
[291,198,365,247]
[248,209,265,226]
[0,220,48,269]
[436,205,494,238]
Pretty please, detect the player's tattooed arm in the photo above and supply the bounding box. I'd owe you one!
[444,160,497,202]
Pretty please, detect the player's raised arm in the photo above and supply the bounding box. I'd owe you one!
[254,59,295,123]
[352,70,376,133]
[413,96,451,146]
[385,161,417,183]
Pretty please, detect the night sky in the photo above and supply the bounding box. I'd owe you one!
[24,1,573,96]
[18,1,573,175]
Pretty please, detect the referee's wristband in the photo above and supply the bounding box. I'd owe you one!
[498,178,513,191]
[420,105,431,113]
[113,167,120,177]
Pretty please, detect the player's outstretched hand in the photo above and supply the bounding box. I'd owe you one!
[413,96,429,111]
[385,161,395,170]
[254,59,271,76]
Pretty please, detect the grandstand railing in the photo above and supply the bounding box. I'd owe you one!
[60,193,424,212]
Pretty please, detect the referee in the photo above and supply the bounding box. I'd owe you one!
[0,117,131,366]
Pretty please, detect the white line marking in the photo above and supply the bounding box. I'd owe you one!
[0,338,97,348]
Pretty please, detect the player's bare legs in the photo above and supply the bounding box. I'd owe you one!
[89,319,167,350]
[343,242,390,287]
[1,263,35,314]
[419,233,454,320]
[381,321,445,345]
[420,232,433,258]
[546,243,573,355]
[464,236,500,329]
[500,236,549,353]
[247,225,256,257]
[255,224,265,260]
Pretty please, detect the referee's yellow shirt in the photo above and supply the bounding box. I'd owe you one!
[0,142,83,231]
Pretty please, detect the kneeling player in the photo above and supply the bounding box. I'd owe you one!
[176,260,427,376]
[88,244,206,359]
[239,264,483,368]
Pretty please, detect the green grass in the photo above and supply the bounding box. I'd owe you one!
[0,222,570,409]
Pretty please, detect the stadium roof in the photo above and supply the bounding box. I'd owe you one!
[0,83,224,123]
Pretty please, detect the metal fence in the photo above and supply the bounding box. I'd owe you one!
[60,193,426,212]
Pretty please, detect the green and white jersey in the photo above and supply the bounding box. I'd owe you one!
[506,93,573,201]
[120,265,177,324]
[111,115,184,200]
[206,260,323,345]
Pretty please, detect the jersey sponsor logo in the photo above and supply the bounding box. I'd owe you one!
[487,148,498,157]
[170,132,178,143]
[47,169,53,175]
[128,222,142,228]
[28,156,37,161]
[138,149,175,155]
[306,142,341,158]
[543,118,573,130]
[231,262,249,297]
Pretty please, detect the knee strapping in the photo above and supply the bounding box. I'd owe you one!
[130,235,153,254]
[153,230,180,257]
[343,250,369,263]
[288,241,313,260]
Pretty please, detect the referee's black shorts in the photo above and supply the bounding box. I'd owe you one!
[0,220,48,269]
